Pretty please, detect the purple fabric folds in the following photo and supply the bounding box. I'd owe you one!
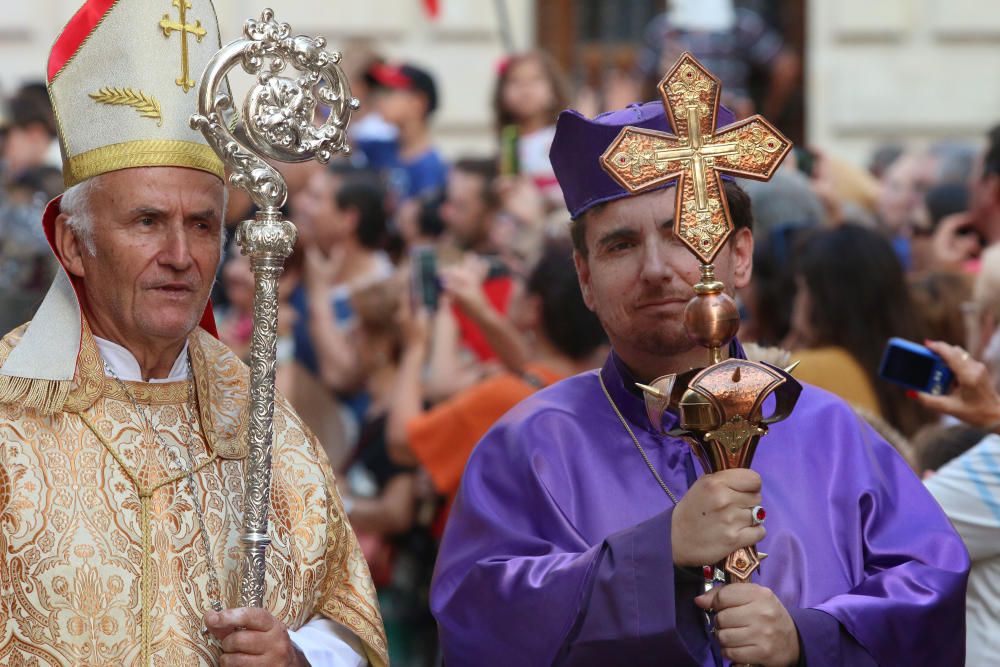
[549,101,736,219]
[430,352,969,666]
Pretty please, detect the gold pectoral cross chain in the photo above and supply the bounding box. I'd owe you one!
[160,0,208,93]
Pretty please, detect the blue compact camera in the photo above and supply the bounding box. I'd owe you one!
[878,337,954,395]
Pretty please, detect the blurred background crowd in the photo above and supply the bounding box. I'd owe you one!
[5,0,1000,664]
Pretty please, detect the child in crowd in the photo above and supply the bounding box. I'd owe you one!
[368,61,449,203]
[492,50,570,206]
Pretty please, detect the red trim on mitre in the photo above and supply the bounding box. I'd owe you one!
[48,0,119,81]
[41,196,220,338]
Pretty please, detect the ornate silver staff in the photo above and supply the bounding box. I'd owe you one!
[191,9,357,607]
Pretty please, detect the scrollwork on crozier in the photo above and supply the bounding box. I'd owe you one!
[239,9,358,165]
[191,105,287,210]
[191,7,357,209]
[238,543,269,608]
[238,266,281,608]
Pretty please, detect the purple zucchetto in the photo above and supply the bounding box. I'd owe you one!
[550,100,736,220]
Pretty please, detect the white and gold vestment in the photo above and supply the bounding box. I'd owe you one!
[0,310,387,666]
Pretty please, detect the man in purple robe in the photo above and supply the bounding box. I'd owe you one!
[429,99,970,666]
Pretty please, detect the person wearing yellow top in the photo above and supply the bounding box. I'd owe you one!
[791,346,883,417]
[787,224,933,437]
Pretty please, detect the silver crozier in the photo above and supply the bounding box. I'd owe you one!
[191,8,357,607]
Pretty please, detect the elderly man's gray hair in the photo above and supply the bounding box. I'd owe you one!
[60,174,229,257]
[60,177,100,255]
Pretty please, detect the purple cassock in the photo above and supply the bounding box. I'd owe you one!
[430,354,969,665]
[429,100,969,665]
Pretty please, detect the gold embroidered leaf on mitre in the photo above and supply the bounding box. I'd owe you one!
[89,87,163,126]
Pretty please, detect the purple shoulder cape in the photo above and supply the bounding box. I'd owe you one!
[430,353,969,666]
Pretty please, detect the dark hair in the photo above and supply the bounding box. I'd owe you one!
[10,165,63,200]
[7,91,56,137]
[453,157,500,210]
[983,125,1000,180]
[335,174,387,250]
[924,182,969,228]
[417,192,446,238]
[751,224,812,346]
[914,424,987,474]
[795,224,933,436]
[869,144,904,179]
[571,179,754,258]
[526,239,607,360]
[492,50,571,134]
[908,271,972,347]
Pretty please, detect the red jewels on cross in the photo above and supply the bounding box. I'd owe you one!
[598,52,792,264]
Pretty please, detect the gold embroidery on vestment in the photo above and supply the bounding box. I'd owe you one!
[0,326,389,666]
[77,408,219,667]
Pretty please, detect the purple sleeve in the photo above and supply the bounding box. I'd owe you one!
[789,608,876,667]
[431,419,707,667]
[807,414,969,666]
[557,509,708,665]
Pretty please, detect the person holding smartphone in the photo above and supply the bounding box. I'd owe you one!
[906,247,1000,666]
[912,245,1000,427]
[919,340,1000,666]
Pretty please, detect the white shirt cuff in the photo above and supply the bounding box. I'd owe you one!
[287,616,369,667]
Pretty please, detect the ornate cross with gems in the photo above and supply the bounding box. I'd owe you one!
[160,0,208,92]
[600,53,791,264]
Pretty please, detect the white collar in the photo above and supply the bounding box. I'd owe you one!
[95,336,189,383]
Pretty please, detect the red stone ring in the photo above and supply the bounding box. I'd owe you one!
[750,505,766,527]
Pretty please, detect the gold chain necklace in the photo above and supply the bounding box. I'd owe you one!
[599,372,680,505]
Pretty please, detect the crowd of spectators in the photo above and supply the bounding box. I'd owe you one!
[3,4,1000,664]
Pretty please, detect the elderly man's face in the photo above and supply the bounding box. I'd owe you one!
[573,186,753,361]
[62,167,224,346]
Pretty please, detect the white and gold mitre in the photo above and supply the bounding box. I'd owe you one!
[0,0,226,412]
[48,0,226,187]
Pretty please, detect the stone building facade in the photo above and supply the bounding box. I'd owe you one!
[1,0,533,158]
[4,1,1000,165]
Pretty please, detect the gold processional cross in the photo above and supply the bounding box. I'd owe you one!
[600,53,792,264]
[159,0,208,93]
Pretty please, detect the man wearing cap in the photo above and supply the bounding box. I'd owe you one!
[0,1,387,666]
[430,94,968,665]
[367,61,448,201]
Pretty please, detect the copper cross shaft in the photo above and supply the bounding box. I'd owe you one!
[600,53,792,264]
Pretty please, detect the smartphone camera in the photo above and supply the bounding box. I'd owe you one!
[878,337,954,395]
[411,246,440,311]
